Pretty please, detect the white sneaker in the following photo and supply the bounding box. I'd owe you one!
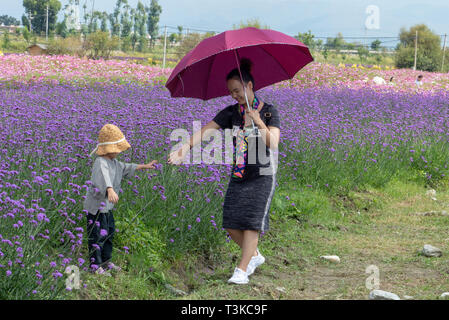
[247,249,265,276]
[228,267,249,284]
[95,267,112,277]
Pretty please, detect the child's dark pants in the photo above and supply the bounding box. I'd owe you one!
[86,210,115,269]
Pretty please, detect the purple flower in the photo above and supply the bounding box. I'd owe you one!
[100,229,108,237]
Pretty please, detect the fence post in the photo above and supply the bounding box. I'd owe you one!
[163,25,167,69]
[442,34,447,72]
[413,30,418,71]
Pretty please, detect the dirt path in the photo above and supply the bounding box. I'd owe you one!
[179,185,449,300]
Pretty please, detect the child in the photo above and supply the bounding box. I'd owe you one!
[415,75,423,88]
[83,124,158,274]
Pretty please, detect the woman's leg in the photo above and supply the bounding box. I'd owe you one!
[226,228,244,247]
[238,230,259,272]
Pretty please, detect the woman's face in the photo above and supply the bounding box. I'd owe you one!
[227,78,253,105]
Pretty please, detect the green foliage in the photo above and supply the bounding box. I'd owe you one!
[55,19,68,38]
[326,32,345,52]
[83,31,119,59]
[115,211,166,268]
[47,36,84,56]
[0,15,20,26]
[146,0,162,47]
[175,32,209,60]
[371,39,381,50]
[296,30,318,50]
[357,46,370,63]
[22,0,62,35]
[395,24,443,72]
[2,32,11,50]
[233,18,269,30]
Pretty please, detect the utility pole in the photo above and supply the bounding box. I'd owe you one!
[28,11,33,33]
[442,34,447,72]
[89,0,95,32]
[163,25,167,69]
[413,30,418,71]
[46,5,49,41]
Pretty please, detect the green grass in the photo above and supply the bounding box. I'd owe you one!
[67,172,449,300]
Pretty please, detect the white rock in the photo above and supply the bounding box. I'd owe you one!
[275,286,286,293]
[403,295,414,300]
[372,76,386,85]
[164,283,187,296]
[440,292,449,299]
[422,244,442,257]
[369,290,400,300]
[320,255,340,263]
[426,189,437,197]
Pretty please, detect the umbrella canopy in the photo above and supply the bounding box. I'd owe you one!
[165,27,313,100]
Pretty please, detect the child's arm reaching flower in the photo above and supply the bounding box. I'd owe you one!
[136,160,158,170]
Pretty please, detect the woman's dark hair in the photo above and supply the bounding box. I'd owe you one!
[226,58,255,87]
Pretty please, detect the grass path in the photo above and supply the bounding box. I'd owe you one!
[74,178,449,300]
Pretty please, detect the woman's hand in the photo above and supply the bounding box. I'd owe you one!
[244,108,262,126]
[167,143,190,165]
[107,188,119,204]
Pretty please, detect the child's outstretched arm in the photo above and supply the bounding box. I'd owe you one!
[120,160,158,179]
[136,160,158,170]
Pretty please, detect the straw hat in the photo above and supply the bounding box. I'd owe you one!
[89,124,131,157]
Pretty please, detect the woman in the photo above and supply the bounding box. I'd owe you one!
[168,59,280,284]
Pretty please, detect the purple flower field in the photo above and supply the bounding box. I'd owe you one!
[1,79,449,299]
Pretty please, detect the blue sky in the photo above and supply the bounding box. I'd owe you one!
[2,0,449,40]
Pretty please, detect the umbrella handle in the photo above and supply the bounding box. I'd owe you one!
[234,50,257,133]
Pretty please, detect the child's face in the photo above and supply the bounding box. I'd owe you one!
[106,153,119,159]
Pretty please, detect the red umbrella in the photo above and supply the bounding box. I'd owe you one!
[165,27,314,101]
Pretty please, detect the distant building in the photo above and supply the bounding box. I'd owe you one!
[0,25,21,34]
[28,44,48,56]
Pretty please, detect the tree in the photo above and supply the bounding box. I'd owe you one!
[22,0,62,35]
[100,12,109,32]
[2,32,10,50]
[296,30,317,50]
[233,18,269,29]
[326,33,345,52]
[21,15,30,31]
[146,0,162,47]
[109,0,124,37]
[371,39,381,51]
[22,26,31,44]
[357,46,370,63]
[121,3,132,39]
[176,32,209,59]
[0,15,20,26]
[395,24,442,71]
[56,18,68,38]
[132,1,147,52]
[83,31,119,59]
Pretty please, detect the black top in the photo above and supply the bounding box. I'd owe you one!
[213,102,281,131]
[212,102,281,180]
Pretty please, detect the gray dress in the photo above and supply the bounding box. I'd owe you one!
[213,102,280,232]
